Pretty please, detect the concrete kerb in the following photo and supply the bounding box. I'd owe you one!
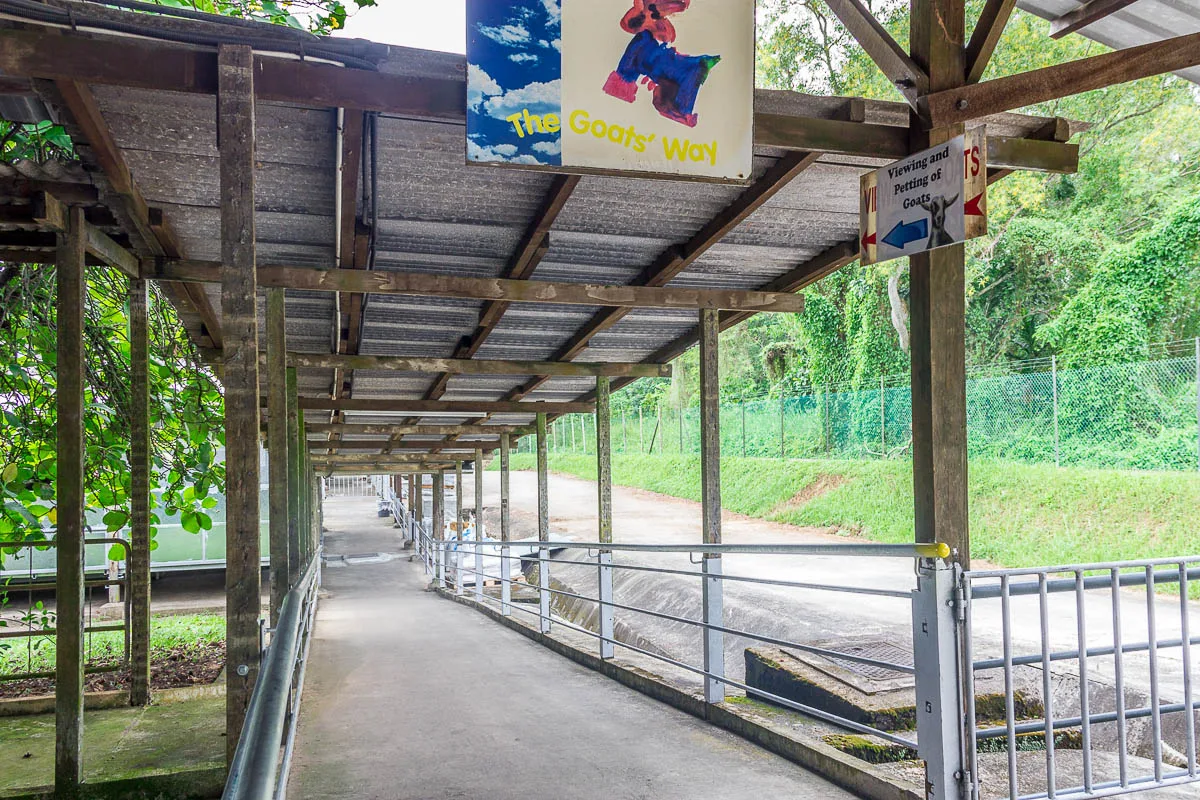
[0,682,226,718]
[438,587,922,800]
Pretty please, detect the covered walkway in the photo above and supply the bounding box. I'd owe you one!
[290,496,854,800]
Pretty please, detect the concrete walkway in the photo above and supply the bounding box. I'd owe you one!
[290,496,855,800]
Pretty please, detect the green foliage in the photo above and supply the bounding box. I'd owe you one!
[0,267,225,558]
[146,0,377,35]
[0,121,73,164]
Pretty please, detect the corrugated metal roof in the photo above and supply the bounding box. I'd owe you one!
[0,3,1083,462]
[1017,0,1200,84]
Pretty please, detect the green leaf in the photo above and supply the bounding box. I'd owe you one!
[102,510,129,532]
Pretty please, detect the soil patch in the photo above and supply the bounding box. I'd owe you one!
[770,474,849,516]
[0,641,224,698]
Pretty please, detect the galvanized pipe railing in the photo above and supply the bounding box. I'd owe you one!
[223,555,320,800]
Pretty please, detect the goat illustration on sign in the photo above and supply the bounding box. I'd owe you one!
[602,1,722,128]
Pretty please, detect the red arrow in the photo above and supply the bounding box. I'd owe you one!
[965,192,985,217]
[861,231,876,248]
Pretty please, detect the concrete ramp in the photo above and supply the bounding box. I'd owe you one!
[290,497,854,800]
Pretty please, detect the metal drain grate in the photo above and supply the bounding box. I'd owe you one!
[823,641,913,681]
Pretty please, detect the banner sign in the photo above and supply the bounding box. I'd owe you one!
[466,0,755,182]
[860,129,988,265]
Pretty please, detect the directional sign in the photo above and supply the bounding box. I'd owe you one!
[860,129,987,265]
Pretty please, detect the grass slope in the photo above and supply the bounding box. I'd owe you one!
[504,454,1200,568]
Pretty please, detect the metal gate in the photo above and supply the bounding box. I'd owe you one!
[961,558,1199,800]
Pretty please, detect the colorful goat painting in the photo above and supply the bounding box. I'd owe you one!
[466,0,753,182]
[603,2,722,128]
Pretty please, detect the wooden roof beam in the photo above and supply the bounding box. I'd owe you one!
[295,398,593,414]
[48,78,223,347]
[148,262,810,312]
[821,0,928,103]
[309,440,499,451]
[966,0,1018,83]
[282,352,670,378]
[425,175,581,404]
[1050,0,1141,40]
[2,28,1076,167]
[303,423,529,436]
[924,30,1200,128]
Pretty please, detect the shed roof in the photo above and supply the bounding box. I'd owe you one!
[1017,0,1200,85]
[0,0,1081,464]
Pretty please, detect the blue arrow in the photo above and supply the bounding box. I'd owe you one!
[882,218,929,250]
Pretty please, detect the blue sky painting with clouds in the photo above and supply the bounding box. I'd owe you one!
[467,0,562,166]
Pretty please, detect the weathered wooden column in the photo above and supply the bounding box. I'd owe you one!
[455,461,464,596]
[909,5,969,800]
[698,308,725,703]
[218,43,261,756]
[474,448,484,603]
[536,413,551,633]
[129,273,152,707]
[432,470,445,587]
[56,205,86,794]
[500,434,512,615]
[596,376,615,659]
[286,368,301,585]
[266,289,290,623]
[908,0,969,566]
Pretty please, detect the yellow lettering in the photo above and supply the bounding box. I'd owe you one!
[544,114,561,134]
[506,112,526,138]
[569,109,590,134]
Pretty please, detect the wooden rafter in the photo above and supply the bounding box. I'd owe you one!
[295,398,594,414]
[487,151,823,415]
[147,262,811,312]
[1050,0,1141,40]
[281,352,671,378]
[47,79,223,347]
[822,0,928,101]
[924,30,1200,128]
[308,440,499,451]
[302,423,529,436]
[966,0,1018,83]
[425,175,581,403]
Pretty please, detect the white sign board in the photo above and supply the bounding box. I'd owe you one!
[860,130,987,265]
[466,0,754,182]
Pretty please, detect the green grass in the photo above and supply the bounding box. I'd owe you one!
[0,613,224,676]
[504,453,1200,569]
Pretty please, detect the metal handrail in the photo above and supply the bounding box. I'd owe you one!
[222,555,320,800]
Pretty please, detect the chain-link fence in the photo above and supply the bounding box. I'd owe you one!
[530,338,1200,472]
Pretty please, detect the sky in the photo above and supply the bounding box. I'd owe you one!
[465,0,563,166]
[334,0,467,53]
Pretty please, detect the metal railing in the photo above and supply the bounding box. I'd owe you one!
[223,554,320,800]
[414,524,958,771]
[0,537,131,681]
[963,558,1200,800]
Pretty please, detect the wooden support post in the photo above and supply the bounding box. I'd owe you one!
[286,367,300,585]
[908,0,969,566]
[266,288,289,624]
[597,378,613,545]
[698,308,725,703]
[500,434,511,614]
[218,43,260,758]
[596,376,614,659]
[432,470,445,587]
[474,448,484,603]
[128,273,152,707]
[536,412,550,632]
[56,205,86,795]
[455,461,463,595]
